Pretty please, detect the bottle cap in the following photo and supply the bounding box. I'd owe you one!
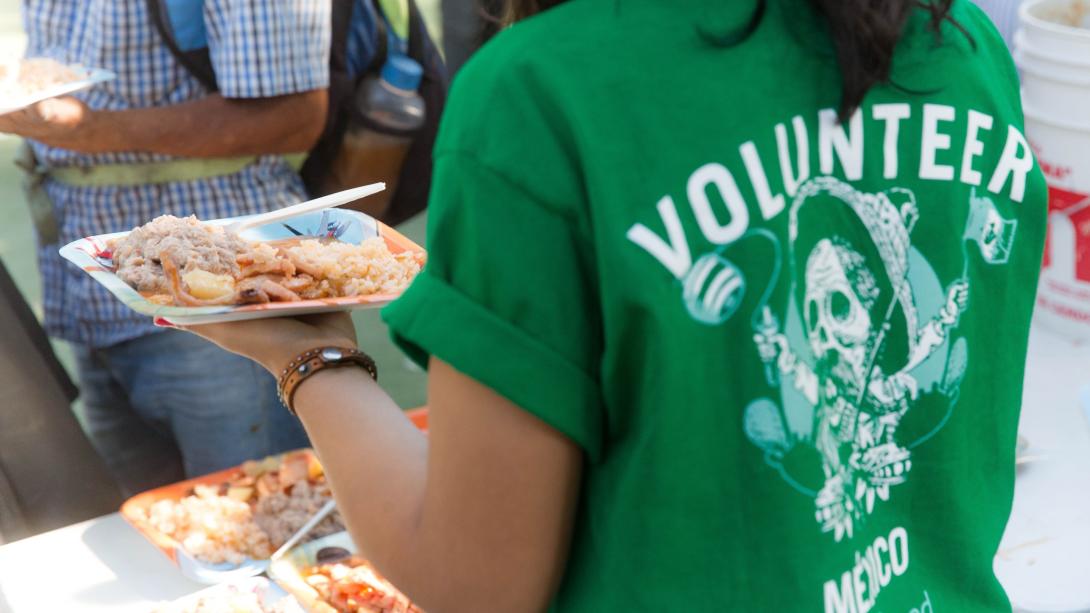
[381,55,423,92]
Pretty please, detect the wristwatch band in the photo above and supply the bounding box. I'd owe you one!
[277,346,377,415]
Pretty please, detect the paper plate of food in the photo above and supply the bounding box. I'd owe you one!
[0,57,114,115]
[59,198,425,326]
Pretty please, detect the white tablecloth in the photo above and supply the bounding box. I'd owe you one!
[0,514,201,613]
[0,326,1087,612]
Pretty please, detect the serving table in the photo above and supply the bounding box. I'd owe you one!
[0,513,201,612]
[0,328,1087,612]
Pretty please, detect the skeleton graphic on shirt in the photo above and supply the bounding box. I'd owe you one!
[749,177,973,542]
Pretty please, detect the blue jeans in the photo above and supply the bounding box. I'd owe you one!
[74,330,310,497]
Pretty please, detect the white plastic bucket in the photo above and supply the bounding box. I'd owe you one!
[1019,0,1090,58]
[1015,0,1090,122]
[1015,27,1090,119]
[1016,50,1090,119]
[1024,106,1090,338]
[1038,271,1090,338]
[1015,29,1090,73]
[1024,107,1090,194]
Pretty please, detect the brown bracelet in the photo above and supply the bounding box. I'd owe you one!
[277,347,377,415]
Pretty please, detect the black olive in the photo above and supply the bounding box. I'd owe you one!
[315,546,352,565]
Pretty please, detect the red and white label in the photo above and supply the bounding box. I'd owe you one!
[1042,185,1090,282]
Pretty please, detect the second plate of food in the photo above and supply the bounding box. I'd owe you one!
[0,58,115,115]
[59,209,426,325]
[121,450,348,584]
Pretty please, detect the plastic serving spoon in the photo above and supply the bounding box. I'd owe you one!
[271,499,339,561]
[225,182,386,235]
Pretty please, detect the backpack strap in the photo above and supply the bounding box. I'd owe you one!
[146,0,219,92]
[377,0,410,41]
[323,0,356,138]
[380,0,449,225]
[299,0,368,195]
[365,0,391,79]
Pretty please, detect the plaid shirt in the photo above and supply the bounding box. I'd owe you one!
[25,0,331,347]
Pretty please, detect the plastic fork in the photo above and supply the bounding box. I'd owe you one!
[225,182,386,235]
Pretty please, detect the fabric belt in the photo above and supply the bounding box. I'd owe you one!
[46,152,307,188]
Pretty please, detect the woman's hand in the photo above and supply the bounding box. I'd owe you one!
[183,312,358,375]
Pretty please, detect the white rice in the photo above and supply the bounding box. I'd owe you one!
[284,237,422,297]
[141,485,272,565]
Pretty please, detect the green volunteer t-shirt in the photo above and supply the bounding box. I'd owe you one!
[383,0,1047,609]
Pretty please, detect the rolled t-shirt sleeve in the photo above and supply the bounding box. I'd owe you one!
[382,152,605,459]
[205,0,331,98]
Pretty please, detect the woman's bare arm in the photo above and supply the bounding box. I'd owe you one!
[287,358,582,613]
[190,314,583,612]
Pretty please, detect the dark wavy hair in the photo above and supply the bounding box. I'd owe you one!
[494,0,960,121]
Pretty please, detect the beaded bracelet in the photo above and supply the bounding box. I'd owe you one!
[277,347,377,415]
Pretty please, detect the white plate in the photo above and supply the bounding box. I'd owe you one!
[0,63,115,115]
[59,209,425,325]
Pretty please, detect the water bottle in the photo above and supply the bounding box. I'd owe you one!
[329,54,426,219]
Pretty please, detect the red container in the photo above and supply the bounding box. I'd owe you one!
[121,408,429,564]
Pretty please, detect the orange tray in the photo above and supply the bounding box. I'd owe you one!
[405,406,428,431]
[121,407,429,565]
